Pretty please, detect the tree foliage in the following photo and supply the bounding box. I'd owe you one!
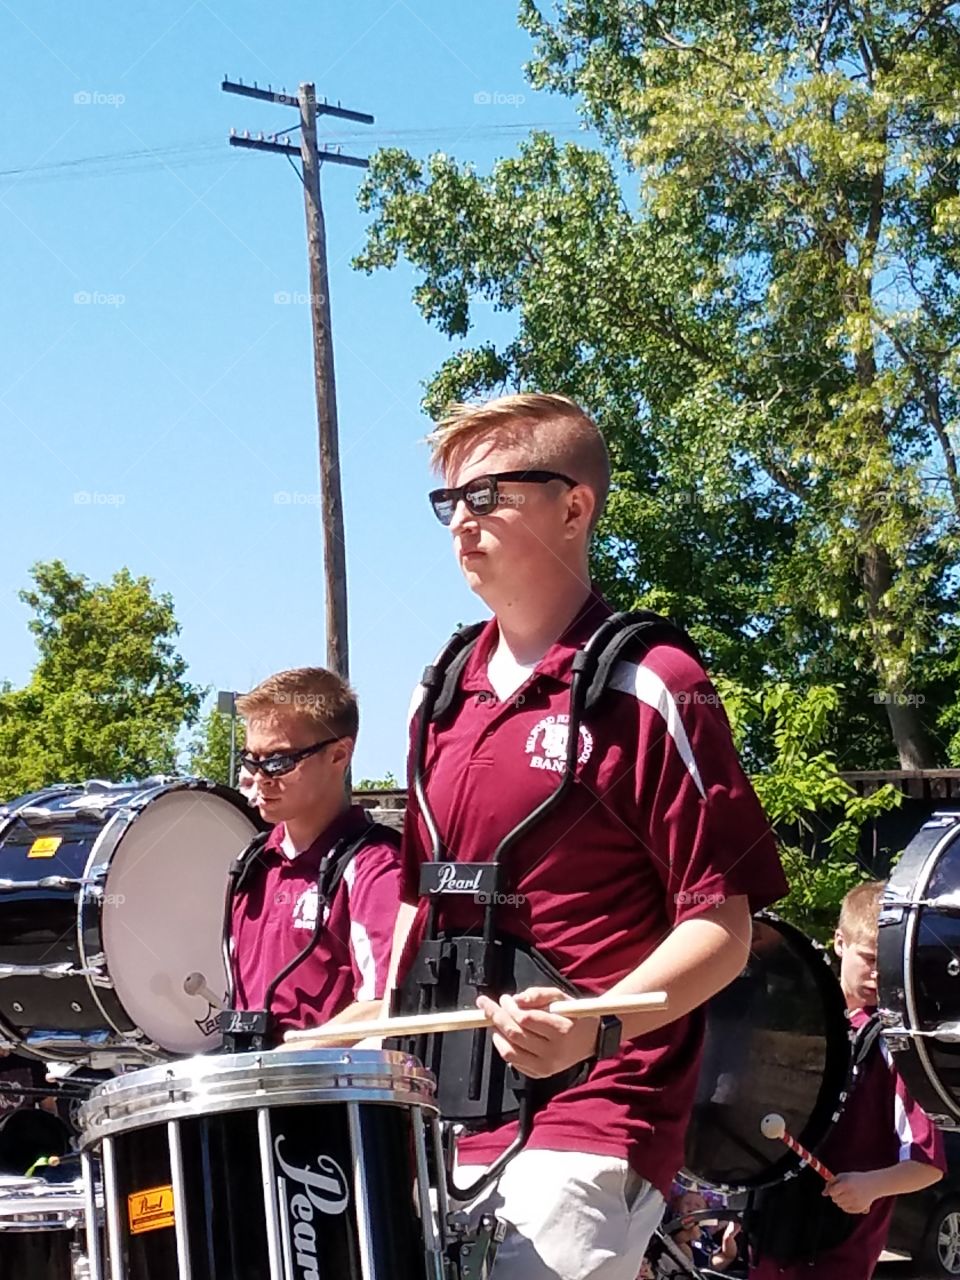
[0,561,203,800]
[720,677,901,939]
[355,0,960,769]
[187,705,245,787]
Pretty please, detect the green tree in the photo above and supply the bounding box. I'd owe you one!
[187,705,245,786]
[355,0,960,769]
[354,771,399,790]
[0,561,203,800]
[720,678,901,940]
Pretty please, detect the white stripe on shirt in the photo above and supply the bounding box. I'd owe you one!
[343,859,377,1001]
[880,1038,916,1161]
[609,660,706,798]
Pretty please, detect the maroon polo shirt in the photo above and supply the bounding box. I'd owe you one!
[750,1007,947,1280]
[399,591,788,1197]
[231,806,402,1040]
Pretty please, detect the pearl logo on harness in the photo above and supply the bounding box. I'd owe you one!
[274,1136,350,1280]
[525,714,593,773]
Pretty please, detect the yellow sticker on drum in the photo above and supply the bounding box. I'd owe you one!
[27,836,62,859]
[128,1185,175,1235]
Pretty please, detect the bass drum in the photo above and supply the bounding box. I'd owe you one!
[683,912,851,1191]
[878,809,960,1125]
[0,779,263,1065]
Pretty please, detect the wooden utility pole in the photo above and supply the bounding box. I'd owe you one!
[221,77,372,679]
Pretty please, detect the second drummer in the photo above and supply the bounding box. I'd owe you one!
[227,667,402,1046]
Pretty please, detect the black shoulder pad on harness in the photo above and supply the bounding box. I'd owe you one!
[576,609,704,715]
[424,621,486,723]
[318,818,401,908]
[230,829,272,896]
[426,610,702,724]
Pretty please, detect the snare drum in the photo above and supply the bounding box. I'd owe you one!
[0,1176,97,1280]
[78,1047,445,1280]
[683,913,851,1190]
[878,809,960,1125]
[0,779,262,1065]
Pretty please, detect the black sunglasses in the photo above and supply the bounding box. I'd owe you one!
[429,470,578,526]
[237,736,341,779]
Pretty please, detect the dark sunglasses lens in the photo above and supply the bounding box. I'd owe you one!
[464,478,496,515]
[261,755,296,777]
[239,754,295,778]
[430,492,456,525]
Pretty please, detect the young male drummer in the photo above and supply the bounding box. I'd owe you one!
[750,880,945,1280]
[385,393,789,1280]
[228,667,402,1045]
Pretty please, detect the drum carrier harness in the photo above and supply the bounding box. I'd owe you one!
[218,810,400,1053]
[390,609,702,1200]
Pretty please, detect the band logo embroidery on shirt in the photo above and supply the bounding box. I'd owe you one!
[293,885,319,931]
[525,714,594,773]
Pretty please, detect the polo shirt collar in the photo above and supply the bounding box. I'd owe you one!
[264,805,369,868]
[460,588,612,692]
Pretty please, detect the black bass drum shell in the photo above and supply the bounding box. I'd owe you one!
[683,912,851,1190]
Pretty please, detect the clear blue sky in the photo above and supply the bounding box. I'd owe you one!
[0,1,587,780]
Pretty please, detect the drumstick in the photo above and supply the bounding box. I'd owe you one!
[282,991,668,1046]
[760,1112,834,1181]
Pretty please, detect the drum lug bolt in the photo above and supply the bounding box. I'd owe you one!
[949,960,960,977]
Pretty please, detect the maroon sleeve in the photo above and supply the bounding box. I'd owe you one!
[622,643,788,927]
[345,839,404,1001]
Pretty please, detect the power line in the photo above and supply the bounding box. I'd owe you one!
[0,122,586,186]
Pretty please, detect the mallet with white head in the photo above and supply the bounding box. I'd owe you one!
[760,1112,834,1182]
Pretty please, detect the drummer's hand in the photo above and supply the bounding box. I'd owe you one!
[823,1171,877,1215]
[477,987,597,1079]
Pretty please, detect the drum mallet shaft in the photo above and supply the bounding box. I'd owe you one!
[760,1113,834,1181]
[183,972,225,1010]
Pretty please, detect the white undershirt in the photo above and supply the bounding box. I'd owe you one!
[487,641,539,701]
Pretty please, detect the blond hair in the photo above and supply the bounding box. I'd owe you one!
[236,667,358,741]
[838,879,885,944]
[427,393,610,529]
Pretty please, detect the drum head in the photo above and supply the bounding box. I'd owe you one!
[879,810,960,1124]
[683,914,850,1191]
[102,788,257,1056]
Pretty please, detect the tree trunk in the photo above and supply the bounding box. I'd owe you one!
[859,542,937,768]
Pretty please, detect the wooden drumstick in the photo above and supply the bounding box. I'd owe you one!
[282,991,668,1046]
[760,1112,834,1181]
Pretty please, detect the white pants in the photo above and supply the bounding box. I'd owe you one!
[453,1150,664,1280]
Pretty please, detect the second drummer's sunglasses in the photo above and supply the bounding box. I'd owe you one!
[429,470,578,526]
[237,736,341,778]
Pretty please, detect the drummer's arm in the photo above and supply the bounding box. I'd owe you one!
[479,896,753,1078]
[380,901,418,1018]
